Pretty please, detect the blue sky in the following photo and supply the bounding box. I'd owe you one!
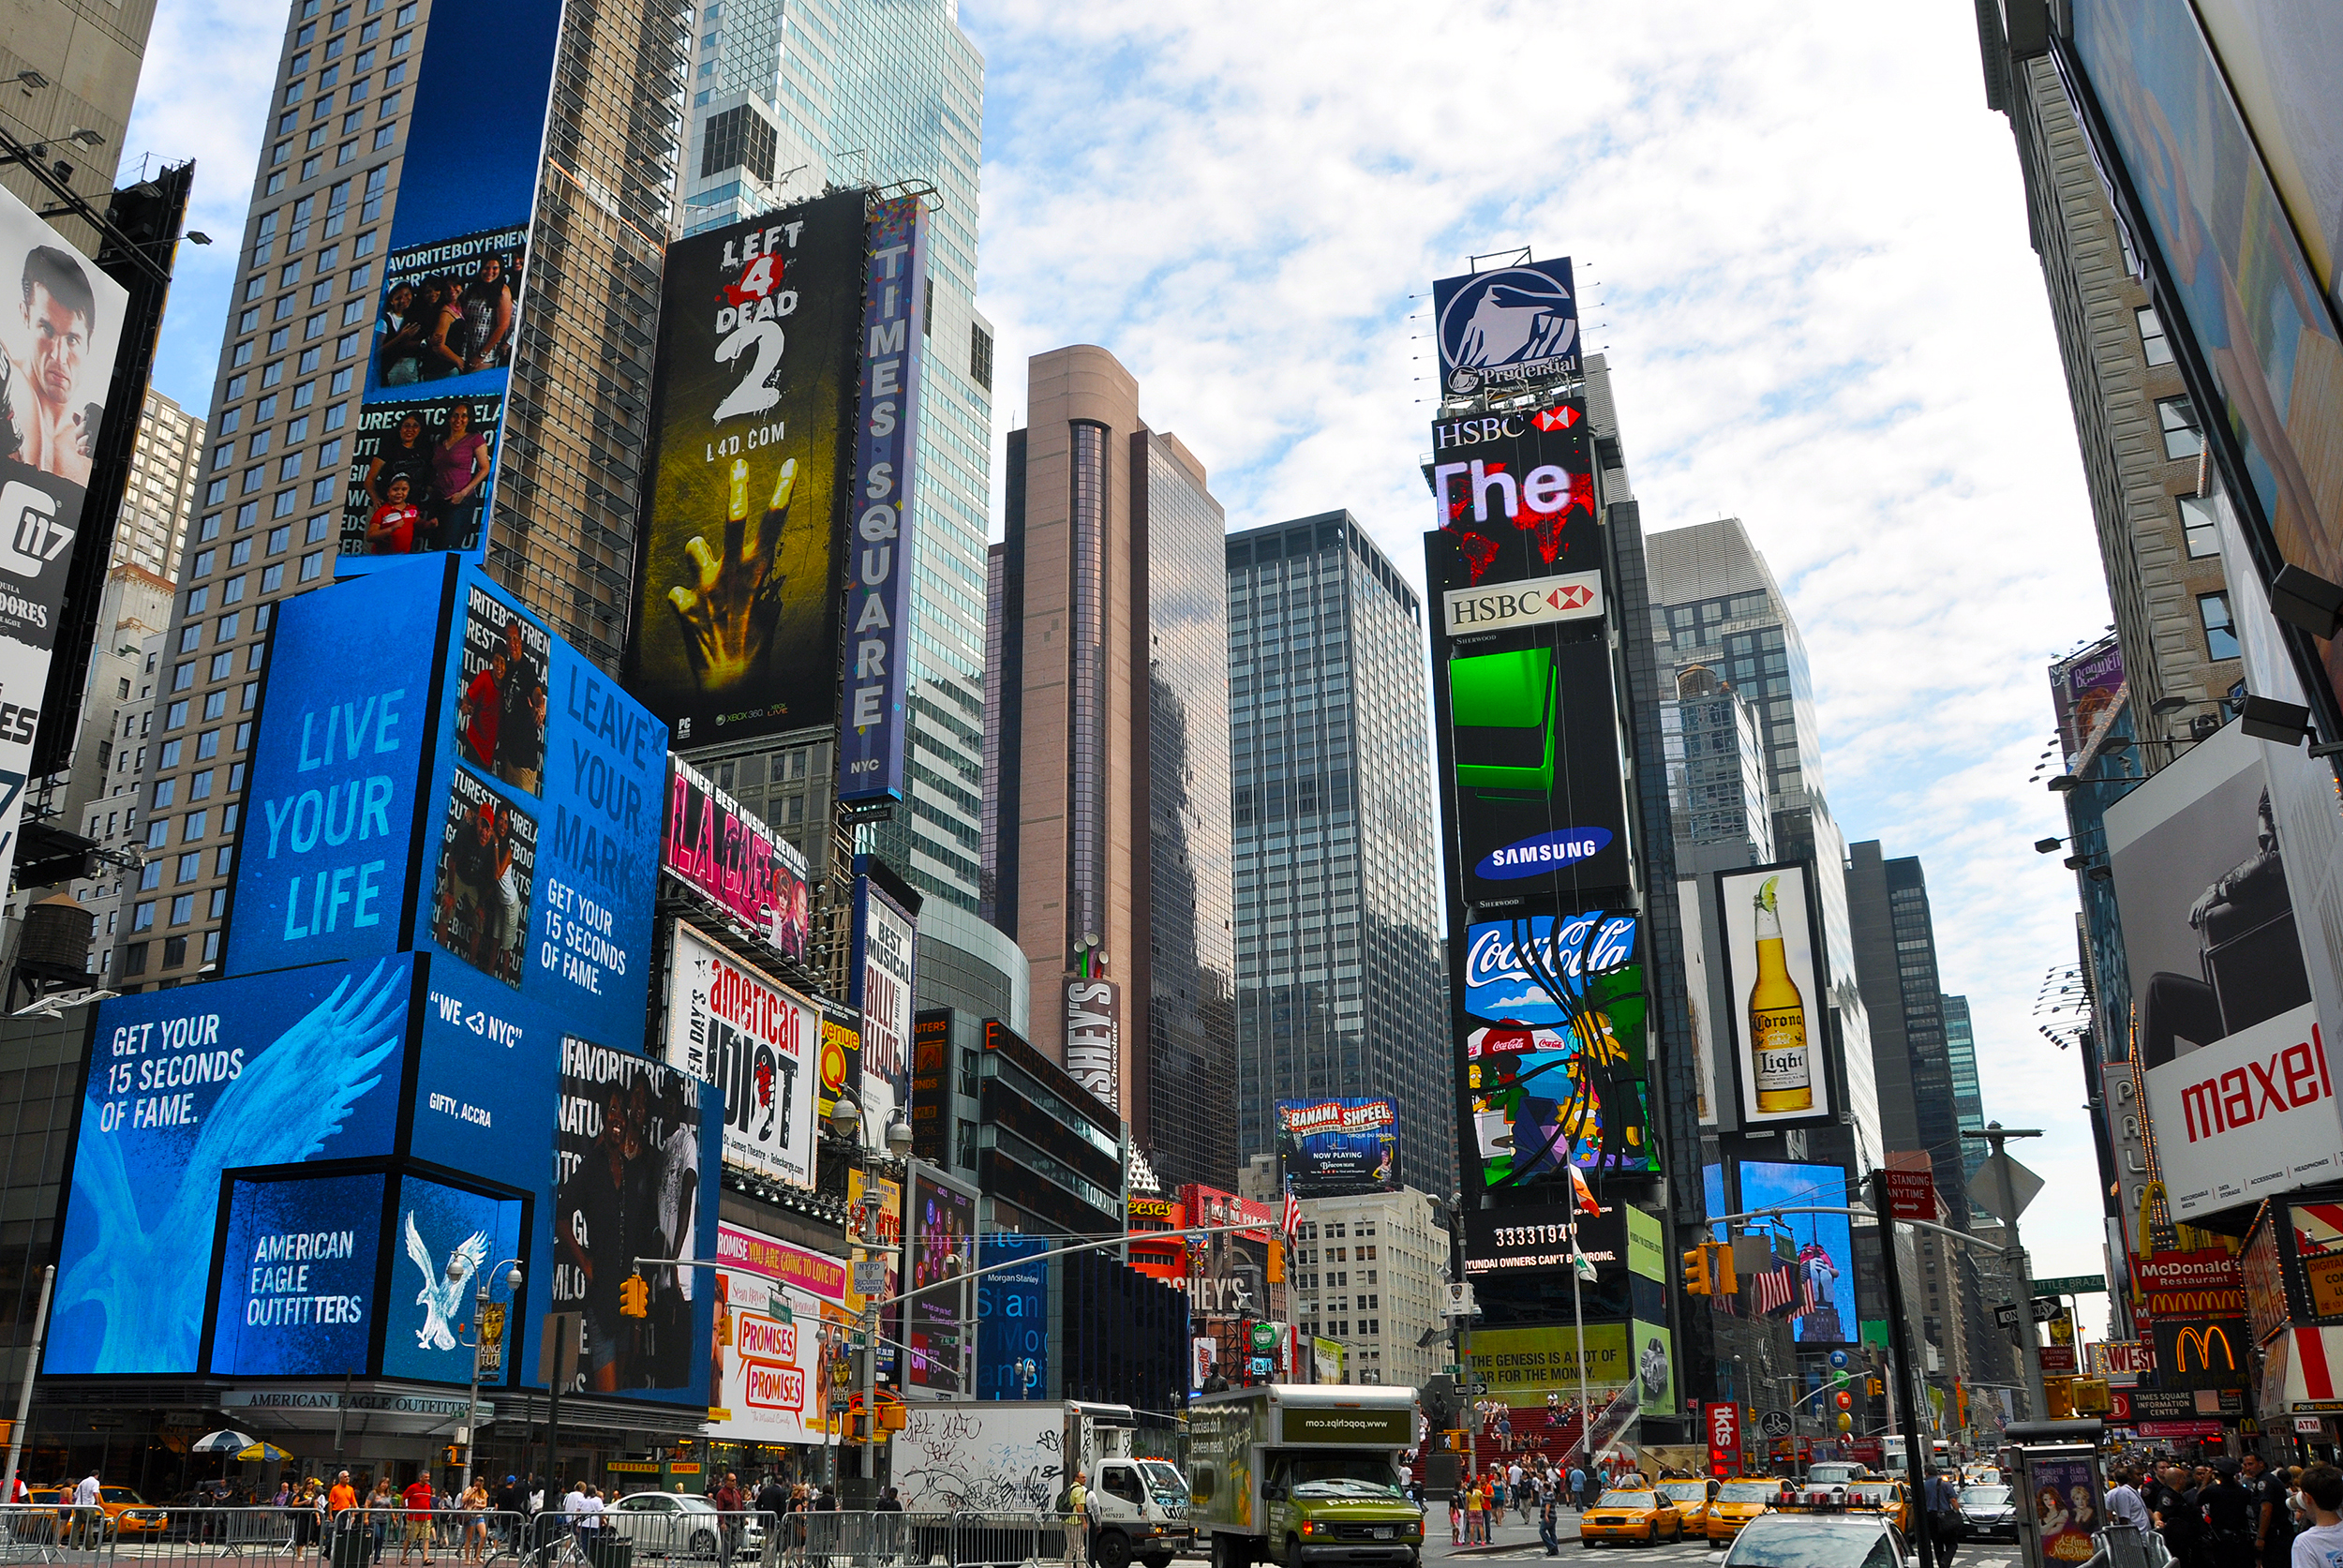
[127,0,2118,1295]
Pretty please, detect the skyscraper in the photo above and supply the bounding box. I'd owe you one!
[108,0,691,987]
[669,0,996,916]
[1944,993,1986,1177]
[1846,843,1964,1227]
[1646,518,1882,1172]
[1661,665,1774,871]
[1223,512,1451,1198]
[985,344,1235,1192]
[112,391,205,583]
[1,0,157,219]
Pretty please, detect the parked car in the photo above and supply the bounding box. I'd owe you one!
[1706,1480,1781,1549]
[1659,1482,1717,1539]
[604,1493,764,1560]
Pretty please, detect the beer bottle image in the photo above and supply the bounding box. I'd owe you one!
[1748,874,1813,1112]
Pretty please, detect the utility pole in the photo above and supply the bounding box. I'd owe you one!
[1867,1171,1935,1568]
[1962,1125,2047,1420]
[3,1266,52,1501]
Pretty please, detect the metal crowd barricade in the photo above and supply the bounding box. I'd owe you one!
[0,1504,103,1566]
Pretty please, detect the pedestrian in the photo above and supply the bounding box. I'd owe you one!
[367,1475,398,1563]
[1540,1485,1560,1557]
[1468,1477,1487,1545]
[2245,1456,2283,1568]
[2207,1460,2259,1568]
[400,1472,437,1566]
[2111,1468,2152,1534]
[2293,1465,2343,1568]
[1063,1471,1089,1568]
[1449,1487,1463,1547]
[1925,1471,1961,1568]
[1567,1463,1587,1514]
[462,1478,492,1564]
[291,1481,323,1565]
[2156,1462,2204,1568]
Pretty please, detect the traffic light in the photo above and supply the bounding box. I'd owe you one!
[620,1272,650,1319]
[1708,1241,1737,1295]
[1868,1378,1884,1397]
[1682,1247,1712,1296]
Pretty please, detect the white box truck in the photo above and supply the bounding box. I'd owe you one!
[889,1400,1191,1566]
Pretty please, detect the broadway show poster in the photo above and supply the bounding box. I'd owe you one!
[664,921,819,1191]
[662,754,812,966]
[2025,1456,2101,1567]
[1276,1098,1399,1195]
[628,190,869,747]
[0,180,131,897]
[339,0,561,575]
[1461,911,1654,1191]
[52,958,413,1374]
[552,1036,717,1403]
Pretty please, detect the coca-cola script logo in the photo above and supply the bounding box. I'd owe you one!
[1464,913,1635,1023]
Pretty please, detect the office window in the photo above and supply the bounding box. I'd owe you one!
[2180,494,2220,559]
[170,895,195,926]
[2137,306,2174,366]
[2200,592,2240,661]
[2158,396,2204,460]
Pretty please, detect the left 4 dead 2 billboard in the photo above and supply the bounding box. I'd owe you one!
[224,559,664,1045]
[337,0,561,569]
[49,953,721,1402]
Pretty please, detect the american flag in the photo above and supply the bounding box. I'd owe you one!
[1281,1179,1300,1241]
[1753,1262,1821,1318]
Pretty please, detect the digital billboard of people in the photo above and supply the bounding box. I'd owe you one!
[453,589,548,798]
[429,771,536,987]
[1,245,101,485]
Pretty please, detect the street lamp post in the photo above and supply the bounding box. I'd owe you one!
[1962,1125,2047,1420]
[453,1255,524,1496]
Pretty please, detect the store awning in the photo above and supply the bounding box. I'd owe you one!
[2274,1326,2343,1412]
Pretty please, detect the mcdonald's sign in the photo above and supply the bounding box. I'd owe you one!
[2151,1317,2253,1390]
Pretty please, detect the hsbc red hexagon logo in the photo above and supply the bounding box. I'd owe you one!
[1533,405,1581,433]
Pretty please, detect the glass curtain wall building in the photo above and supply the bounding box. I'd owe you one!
[1224,514,1451,1198]
[672,0,994,914]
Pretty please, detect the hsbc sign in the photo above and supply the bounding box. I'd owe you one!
[1442,570,1604,636]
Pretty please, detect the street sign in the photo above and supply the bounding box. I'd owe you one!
[1968,1151,2044,1223]
[1882,1169,1937,1222]
[1759,1410,1793,1439]
[2040,1345,2079,1373]
[852,1262,888,1297]
[768,1293,793,1325]
[1994,1302,2021,1328]
[2032,1298,2062,1323]
[2032,1274,2110,1297]
[1465,1381,1490,1395]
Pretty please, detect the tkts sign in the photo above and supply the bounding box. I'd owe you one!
[1705,1402,1741,1476]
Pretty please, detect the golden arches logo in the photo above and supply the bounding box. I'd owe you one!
[2172,1323,2236,1373]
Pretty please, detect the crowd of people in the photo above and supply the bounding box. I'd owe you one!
[1437,1456,1651,1549]
[2097,1456,2343,1568]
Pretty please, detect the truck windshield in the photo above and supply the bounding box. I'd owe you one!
[1272,1452,1403,1499]
[1140,1462,1189,1502]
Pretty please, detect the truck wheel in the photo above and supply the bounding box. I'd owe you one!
[1286,1537,1302,1567]
[1142,1556,1173,1568]
[1096,1533,1132,1568]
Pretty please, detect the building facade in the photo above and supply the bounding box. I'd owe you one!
[672,0,996,917]
[1661,664,1774,872]
[1,0,156,220]
[110,0,693,987]
[1944,994,1986,1178]
[985,344,1235,1194]
[1290,1188,1449,1388]
[1846,844,1965,1228]
[112,391,204,584]
[1224,513,1451,1198]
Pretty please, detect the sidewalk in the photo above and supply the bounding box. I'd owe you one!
[1429,1513,1574,1558]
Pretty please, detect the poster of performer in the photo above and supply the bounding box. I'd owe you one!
[553,1037,714,1396]
[0,181,129,896]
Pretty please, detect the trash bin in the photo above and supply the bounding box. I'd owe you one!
[329,1523,371,1568]
[586,1534,634,1568]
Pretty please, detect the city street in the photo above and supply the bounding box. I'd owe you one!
[1417,1518,2024,1568]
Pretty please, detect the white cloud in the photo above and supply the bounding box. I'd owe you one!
[125,0,282,407]
[966,0,2116,1281]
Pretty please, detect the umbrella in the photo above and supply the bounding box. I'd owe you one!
[190,1431,255,1454]
[236,1444,289,1464]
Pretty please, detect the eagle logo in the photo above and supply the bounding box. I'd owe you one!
[405,1211,489,1351]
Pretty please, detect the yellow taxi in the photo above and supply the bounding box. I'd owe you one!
[1577,1488,1684,1547]
[1705,1478,1783,1547]
[26,1486,169,1536]
[1843,1480,1913,1538]
[1657,1481,1716,1537]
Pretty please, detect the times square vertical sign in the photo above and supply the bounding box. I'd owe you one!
[837,198,930,805]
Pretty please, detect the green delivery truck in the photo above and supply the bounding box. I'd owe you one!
[1187,1385,1425,1568]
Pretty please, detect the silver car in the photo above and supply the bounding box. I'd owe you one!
[605,1494,766,1560]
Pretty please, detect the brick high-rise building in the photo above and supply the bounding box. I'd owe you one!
[111,0,690,986]
[984,344,1235,1192]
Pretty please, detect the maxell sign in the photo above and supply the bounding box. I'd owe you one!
[2146,1005,2343,1220]
[1442,570,1603,637]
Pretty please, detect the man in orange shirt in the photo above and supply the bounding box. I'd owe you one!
[401,1475,437,1565]
[329,1472,360,1517]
